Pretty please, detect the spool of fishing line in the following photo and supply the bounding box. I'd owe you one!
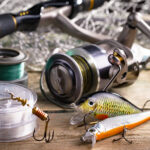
[0,48,28,85]
[0,82,37,142]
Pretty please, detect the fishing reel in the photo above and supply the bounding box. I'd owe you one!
[40,3,150,108]
[40,40,140,108]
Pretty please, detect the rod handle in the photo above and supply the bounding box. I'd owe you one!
[0,14,16,38]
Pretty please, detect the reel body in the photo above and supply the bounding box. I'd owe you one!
[41,40,139,108]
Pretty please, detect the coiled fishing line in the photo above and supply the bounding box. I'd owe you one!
[0,82,37,142]
[0,48,28,85]
[71,55,92,94]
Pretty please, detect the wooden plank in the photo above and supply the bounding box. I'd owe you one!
[1,70,150,150]
[0,112,150,150]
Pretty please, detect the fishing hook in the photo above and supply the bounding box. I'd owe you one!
[83,111,94,131]
[7,92,54,143]
[112,126,132,144]
[142,100,150,111]
[33,115,54,143]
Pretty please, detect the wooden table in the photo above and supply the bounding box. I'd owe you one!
[1,70,150,150]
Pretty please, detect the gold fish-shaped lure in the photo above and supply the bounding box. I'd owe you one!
[70,92,142,125]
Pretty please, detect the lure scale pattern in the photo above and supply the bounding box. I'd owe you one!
[79,92,141,118]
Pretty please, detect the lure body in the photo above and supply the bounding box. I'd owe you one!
[70,92,142,125]
[81,111,150,145]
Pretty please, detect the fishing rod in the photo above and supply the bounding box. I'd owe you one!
[0,0,110,39]
[0,0,150,45]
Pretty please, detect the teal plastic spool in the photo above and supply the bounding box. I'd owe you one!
[0,63,25,81]
[0,48,28,82]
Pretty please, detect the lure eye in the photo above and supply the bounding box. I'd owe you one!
[88,101,94,106]
[89,128,96,133]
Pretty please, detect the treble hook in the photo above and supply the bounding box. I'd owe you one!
[33,115,54,143]
[83,111,94,131]
[142,100,150,111]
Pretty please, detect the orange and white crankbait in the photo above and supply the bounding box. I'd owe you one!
[81,111,150,146]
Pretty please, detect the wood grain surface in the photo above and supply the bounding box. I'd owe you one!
[1,70,150,150]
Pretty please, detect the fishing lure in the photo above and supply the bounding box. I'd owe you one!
[8,93,54,143]
[81,111,150,146]
[70,92,142,125]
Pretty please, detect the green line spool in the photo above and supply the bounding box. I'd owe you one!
[0,48,28,85]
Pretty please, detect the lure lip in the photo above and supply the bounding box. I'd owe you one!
[70,103,86,125]
[81,127,97,146]
[70,112,86,125]
[81,132,94,143]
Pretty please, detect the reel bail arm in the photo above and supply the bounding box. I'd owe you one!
[103,48,127,91]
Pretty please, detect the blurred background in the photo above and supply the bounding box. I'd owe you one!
[0,0,149,71]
